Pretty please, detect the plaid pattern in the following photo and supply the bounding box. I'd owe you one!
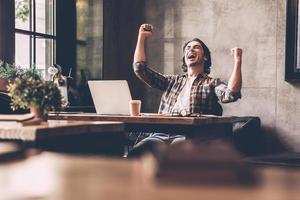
[134,61,241,116]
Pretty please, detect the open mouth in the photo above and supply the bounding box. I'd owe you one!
[187,53,196,59]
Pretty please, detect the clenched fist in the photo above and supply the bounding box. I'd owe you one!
[138,24,154,39]
[231,47,242,62]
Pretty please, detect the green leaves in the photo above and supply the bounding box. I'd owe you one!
[7,77,63,114]
[0,60,41,80]
[15,0,30,22]
[0,61,23,79]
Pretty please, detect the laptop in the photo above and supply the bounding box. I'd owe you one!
[88,80,132,115]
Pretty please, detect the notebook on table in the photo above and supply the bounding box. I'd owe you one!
[88,80,132,115]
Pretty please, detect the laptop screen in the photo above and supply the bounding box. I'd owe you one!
[88,80,132,115]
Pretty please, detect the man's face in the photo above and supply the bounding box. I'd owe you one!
[184,41,206,67]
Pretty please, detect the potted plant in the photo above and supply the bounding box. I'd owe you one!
[0,61,23,91]
[0,61,42,91]
[7,77,63,120]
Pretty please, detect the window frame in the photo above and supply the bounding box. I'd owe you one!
[15,0,56,71]
[285,0,300,82]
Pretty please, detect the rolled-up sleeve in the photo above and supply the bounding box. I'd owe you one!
[213,78,241,103]
[133,61,174,91]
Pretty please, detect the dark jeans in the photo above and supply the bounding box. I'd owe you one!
[128,116,263,157]
[128,133,186,157]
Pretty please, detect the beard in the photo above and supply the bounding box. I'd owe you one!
[188,62,198,67]
[187,59,204,67]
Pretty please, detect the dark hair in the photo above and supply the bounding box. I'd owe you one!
[181,38,212,74]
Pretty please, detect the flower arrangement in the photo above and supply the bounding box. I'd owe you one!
[7,77,63,118]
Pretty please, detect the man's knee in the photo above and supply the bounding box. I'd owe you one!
[171,136,186,145]
[129,137,166,157]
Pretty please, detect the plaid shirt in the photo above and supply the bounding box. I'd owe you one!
[134,61,241,116]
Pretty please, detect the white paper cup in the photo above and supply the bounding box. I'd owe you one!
[129,100,141,116]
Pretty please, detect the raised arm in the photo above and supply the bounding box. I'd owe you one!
[228,47,242,93]
[133,24,174,91]
[134,24,153,63]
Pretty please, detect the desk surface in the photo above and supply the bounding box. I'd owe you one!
[48,113,233,136]
[49,113,231,125]
[0,120,124,141]
[1,152,300,200]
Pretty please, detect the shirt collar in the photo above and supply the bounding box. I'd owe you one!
[183,73,207,79]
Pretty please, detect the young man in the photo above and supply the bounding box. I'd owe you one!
[130,24,242,156]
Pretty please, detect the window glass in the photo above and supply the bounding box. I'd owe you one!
[76,44,87,79]
[15,0,30,31]
[76,0,103,83]
[15,33,30,68]
[36,38,54,77]
[15,0,56,79]
[76,0,88,41]
[36,0,54,35]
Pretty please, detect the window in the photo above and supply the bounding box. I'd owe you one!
[15,0,56,78]
[76,0,103,84]
[286,0,300,81]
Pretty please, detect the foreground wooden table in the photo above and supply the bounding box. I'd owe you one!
[0,120,124,141]
[0,152,299,200]
[0,120,125,154]
[49,113,233,139]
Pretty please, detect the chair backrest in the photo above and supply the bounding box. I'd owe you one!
[232,116,263,156]
[0,92,28,114]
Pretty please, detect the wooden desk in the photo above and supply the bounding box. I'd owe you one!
[1,152,300,200]
[0,120,125,154]
[49,113,233,139]
[48,113,231,124]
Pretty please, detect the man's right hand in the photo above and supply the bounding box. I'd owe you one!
[134,24,153,63]
[139,24,153,38]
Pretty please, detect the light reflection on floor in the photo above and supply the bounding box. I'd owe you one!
[0,154,60,199]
